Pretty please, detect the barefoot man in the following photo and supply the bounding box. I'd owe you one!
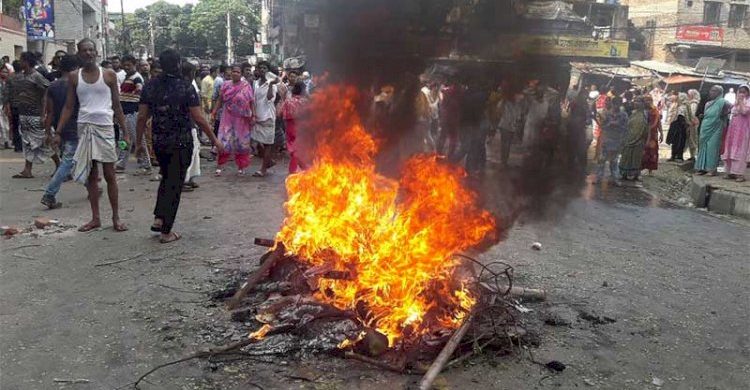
[57,38,130,232]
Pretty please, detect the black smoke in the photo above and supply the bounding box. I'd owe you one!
[298,0,588,240]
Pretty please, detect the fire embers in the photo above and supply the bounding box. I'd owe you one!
[235,249,482,366]
[273,85,495,347]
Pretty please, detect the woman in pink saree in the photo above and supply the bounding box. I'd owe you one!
[722,84,750,182]
[211,64,254,175]
[280,81,307,173]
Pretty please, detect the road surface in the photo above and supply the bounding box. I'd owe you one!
[1,150,748,389]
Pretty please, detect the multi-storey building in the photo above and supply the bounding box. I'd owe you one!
[626,0,750,71]
[270,0,630,85]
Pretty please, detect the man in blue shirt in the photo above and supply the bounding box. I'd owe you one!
[41,54,80,209]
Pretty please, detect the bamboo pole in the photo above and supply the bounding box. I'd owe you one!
[418,313,473,390]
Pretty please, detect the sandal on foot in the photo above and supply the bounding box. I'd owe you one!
[252,171,266,177]
[12,173,34,179]
[113,222,129,232]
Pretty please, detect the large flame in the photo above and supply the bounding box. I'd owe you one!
[275,85,495,346]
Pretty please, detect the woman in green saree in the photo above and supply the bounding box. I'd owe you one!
[695,86,732,176]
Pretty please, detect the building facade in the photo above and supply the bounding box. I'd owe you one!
[26,0,104,63]
[0,13,26,59]
[270,0,630,75]
[626,0,750,71]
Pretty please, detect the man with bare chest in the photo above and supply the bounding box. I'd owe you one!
[57,38,130,232]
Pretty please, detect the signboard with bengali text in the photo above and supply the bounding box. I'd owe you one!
[511,35,629,59]
[676,26,724,46]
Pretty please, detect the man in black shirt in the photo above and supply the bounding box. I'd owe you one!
[41,55,80,209]
[136,49,223,243]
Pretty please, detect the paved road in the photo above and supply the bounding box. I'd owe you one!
[1,149,748,389]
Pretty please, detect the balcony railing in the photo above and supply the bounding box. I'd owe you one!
[0,14,25,33]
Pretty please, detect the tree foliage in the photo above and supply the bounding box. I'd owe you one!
[117,0,259,60]
[189,0,259,59]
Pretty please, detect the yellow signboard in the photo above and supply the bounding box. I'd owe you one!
[513,35,629,59]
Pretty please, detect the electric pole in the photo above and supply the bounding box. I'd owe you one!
[149,14,155,57]
[226,12,234,64]
[101,1,108,58]
[120,0,127,51]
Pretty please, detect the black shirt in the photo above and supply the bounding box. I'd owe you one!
[140,74,199,151]
[48,78,78,141]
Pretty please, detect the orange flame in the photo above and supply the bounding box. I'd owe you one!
[275,85,495,346]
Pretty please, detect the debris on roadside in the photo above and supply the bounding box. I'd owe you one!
[1,225,22,237]
[545,360,566,372]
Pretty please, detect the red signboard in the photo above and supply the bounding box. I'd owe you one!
[676,26,724,45]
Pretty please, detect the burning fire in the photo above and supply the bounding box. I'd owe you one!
[274,85,495,347]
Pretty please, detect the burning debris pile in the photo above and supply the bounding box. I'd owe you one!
[219,86,544,382]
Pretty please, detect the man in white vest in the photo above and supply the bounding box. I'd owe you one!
[57,38,130,233]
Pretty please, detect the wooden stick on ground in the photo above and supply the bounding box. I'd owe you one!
[226,245,284,310]
[253,237,275,248]
[480,282,547,302]
[418,313,474,390]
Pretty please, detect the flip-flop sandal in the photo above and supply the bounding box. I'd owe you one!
[113,223,129,232]
[12,174,34,179]
[160,232,181,244]
[252,171,266,177]
[78,221,102,232]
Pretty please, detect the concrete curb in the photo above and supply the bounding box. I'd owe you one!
[690,178,750,220]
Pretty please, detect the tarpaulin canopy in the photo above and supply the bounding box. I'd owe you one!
[663,75,702,84]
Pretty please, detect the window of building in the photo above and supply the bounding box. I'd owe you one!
[703,1,722,25]
[728,4,748,27]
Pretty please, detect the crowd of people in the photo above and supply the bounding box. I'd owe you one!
[1,40,749,241]
[0,42,312,243]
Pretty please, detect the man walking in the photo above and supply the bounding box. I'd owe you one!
[201,66,215,118]
[57,38,130,232]
[252,61,279,177]
[6,52,58,178]
[110,55,126,87]
[136,49,224,243]
[495,91,527,167]
[41,54,80,209]
[115,54,150,174]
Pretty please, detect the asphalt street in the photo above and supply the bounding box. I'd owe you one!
[1,149,748,389]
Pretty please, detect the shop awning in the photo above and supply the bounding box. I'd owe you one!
[663,75,703,84]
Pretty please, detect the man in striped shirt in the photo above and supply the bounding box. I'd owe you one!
[115,54,151,174]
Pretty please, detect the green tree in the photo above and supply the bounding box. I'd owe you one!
[189,0,260,60]
[1,0,23,16]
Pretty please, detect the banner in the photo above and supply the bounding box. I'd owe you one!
[517,35,629,59]
[24,0,55,41]
[676,26,723,46]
